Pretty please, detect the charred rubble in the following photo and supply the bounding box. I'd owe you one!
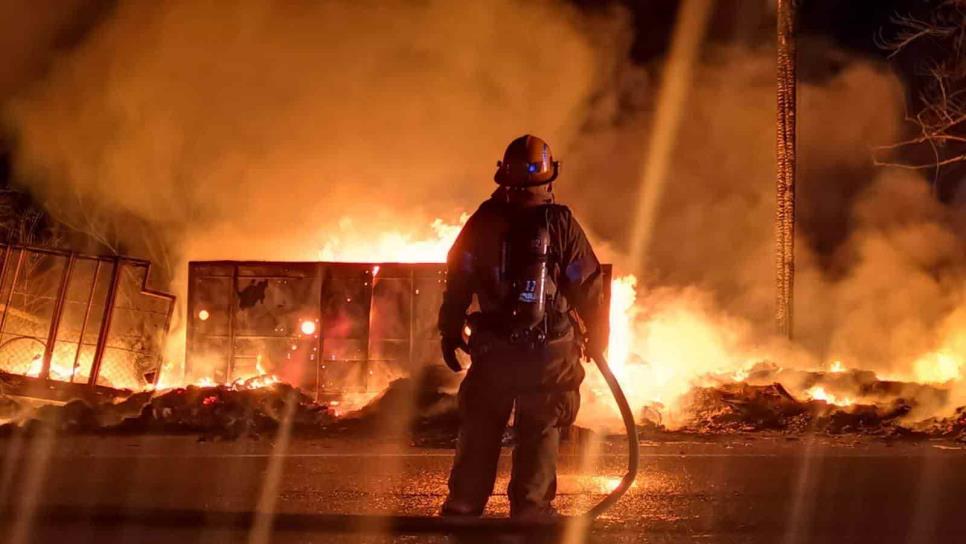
[0,368,461,443]
[678,382,965,441]
[1,367,965,444]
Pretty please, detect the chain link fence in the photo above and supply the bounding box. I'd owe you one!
[0,244,175,393]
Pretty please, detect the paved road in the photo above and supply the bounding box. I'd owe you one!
[0,433,964,543]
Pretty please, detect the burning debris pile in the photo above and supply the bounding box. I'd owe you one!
[112,383,335,439]
[0,384,335,439]
[739,363,950,412]
[679,382,914,436]
[678,379,966,441]
[0,368,462,443]
[320,367,461,447]
[3,365,966,444]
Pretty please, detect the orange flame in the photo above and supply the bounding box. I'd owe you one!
[805,385,854,407]
[157,214,964,424]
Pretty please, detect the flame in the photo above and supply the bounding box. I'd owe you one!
[805,386,854,407]
[319,215,468,263]
[607,275,638,374]
[913,351,963,384]
[149,213,963,425]
[194,377,216,388]
[169,215,469,391]
[599,277,758,407]
[25,355,43,378]
[25,352,97,385]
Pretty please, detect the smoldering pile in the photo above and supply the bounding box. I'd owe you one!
[2,365,965,443]
[0,368,461,443]
[676,368,966,441]
[0,384,335,440]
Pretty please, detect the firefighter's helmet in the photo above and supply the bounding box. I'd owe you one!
[494,135,559,187]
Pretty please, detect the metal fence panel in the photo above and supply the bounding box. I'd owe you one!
[0,244,175,395]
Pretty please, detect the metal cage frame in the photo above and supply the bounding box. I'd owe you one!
[187,260,612,399]
[0,243,175,398]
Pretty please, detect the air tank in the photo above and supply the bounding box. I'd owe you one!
[507,222,550,331]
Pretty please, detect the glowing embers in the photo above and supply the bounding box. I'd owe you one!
[178,358,279,391]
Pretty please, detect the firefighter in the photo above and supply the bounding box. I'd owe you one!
[438,135,608,520]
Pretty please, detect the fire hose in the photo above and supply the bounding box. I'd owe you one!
[582,351,640,519]
[21,353,638,536]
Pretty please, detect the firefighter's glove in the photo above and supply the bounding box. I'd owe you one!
[441,335,469,373]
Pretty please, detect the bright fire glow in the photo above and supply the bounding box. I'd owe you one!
[25,355,44,378]
[239,363,280,389]
[25,352,99,385]
[154,214,963,426]
[300,320,317,335]
[319,215,468,263]
[806,386,854,407]
[600,279,758,405]
[913,351,963,384]
[607,275,638,374]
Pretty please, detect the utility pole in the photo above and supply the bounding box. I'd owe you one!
[775,0,797,339]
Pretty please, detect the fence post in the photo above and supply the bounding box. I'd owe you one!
[89,259,123,387]
[41,254,75,379]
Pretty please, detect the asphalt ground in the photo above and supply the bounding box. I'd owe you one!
[0,433,964,543]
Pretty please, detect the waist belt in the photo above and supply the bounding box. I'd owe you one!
[467,311,572,343]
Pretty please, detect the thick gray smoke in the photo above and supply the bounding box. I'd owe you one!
[2,1,964,399]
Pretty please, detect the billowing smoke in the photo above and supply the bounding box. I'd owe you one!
[2,2,964,414]
[4,0,621,268]
[568,43,966,421]
[1,0,623,371]
[570,43,966,420]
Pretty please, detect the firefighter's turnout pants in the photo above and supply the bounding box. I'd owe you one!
[442,328,582,517]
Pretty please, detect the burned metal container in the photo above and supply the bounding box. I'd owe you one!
[187,261,611,398]
[0,244,175,399]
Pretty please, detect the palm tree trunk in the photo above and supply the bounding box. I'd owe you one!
[775,0,797,339]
